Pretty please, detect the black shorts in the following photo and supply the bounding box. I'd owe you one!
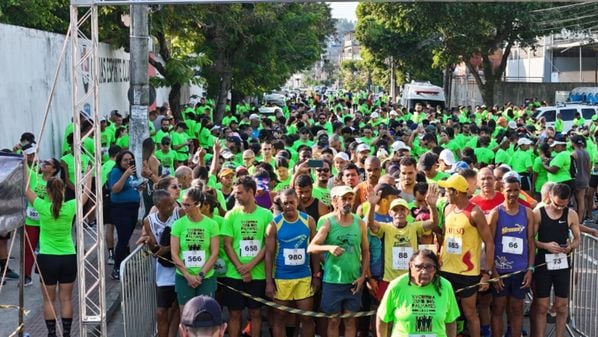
[219,277,265,311]
[37,254,77,285]
[156,285,177,309]
[102,185,112,224]
[519,173,532,192]
[441,271,481,298]
[533,266,571,299]
[590,174,598,188]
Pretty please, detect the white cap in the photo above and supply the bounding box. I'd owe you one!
[390,110,399,116]
[508,120,517,129]
[391,141,410,153]
[377,148,389,159]
[249,113,260,120]
[334,152,350,161]
[356,143,370,153]
[439,149,456,166]
[23,147,36,155]
[221,149,234,160]
[517,137,533,146]
[551,141,567,147]
[370,112,380,119]
[330,185,355,199]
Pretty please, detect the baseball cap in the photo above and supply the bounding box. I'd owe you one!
[438,174,469,193]
[452,161,470,172]
[249,113,260,120]
[334,152,350,161]
[370,112,380,119]
[181,295,224,328]
[391,141,410,153]
[508,120,517,129]
[439,149,456,166]
[210,125,221,132]
[389,110,399,117]
[503,171,521,183]
[356,143,370,153]
[551,135,567,147]
[389,198,409,211]
[330,185,354,199]
[218,168,234,178]
[517,137,534,146]
[22,145,36,155]
[221,149,234,160]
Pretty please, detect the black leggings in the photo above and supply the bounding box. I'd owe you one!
[110,202,139,270]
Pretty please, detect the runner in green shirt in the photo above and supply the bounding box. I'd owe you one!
[545,139,572,183]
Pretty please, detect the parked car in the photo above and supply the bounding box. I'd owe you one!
[532,104,596,132]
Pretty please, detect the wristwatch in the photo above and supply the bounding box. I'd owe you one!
[198,271,205,280]
[483,270,493,277]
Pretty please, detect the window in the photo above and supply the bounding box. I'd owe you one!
[558,109,576,121]
[542,110,556,122]
[581,108,595,120]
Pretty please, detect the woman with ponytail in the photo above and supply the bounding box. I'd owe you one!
[23,158,65,286]
[376,250,460,337]
[25,171,91,337]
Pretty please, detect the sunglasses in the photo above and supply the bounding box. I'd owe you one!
[316,168,330,173]
[411,263,436,272]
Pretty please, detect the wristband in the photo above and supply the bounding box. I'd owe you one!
[528,266,535,272]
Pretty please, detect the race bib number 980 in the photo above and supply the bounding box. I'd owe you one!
[183,250,205,268]
[283,248,306,266]
[240,240,260,258]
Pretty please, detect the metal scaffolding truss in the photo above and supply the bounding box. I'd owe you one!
[70,5,107,337]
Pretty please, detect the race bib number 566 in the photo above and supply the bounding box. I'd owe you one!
[183,250,205,268]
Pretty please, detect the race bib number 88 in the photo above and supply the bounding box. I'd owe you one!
[392,247,413,270]
[240,240,260,258]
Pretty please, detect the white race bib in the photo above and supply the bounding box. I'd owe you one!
[445,237,462,254]
[214,258,226,275]
[502,236,524,255]
[283,248,306,266]
[240,240,260,257]
[183,250,205,268]
[546,253,569,270]
[392,247,414,270]
[26,207,39,221]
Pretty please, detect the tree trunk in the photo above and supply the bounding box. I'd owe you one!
[169,83,182,121]
[215,72,231,124]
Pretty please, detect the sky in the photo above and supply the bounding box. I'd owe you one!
[328,2,358,22]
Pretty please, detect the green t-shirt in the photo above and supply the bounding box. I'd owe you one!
[155,148,176,173]
[511,149,533,173]
[154,129,171,145]
[273,176,292,192]
[171,215,220,278]
[116,134,129,149]
[171,131,190,161]
[378,273,460,337]
[61,153,91,185]
[474,147,495,165]
[532,156,548,194]
[221,206,273,280]
[494,148,510,166]
[318,213,363,284]
[428,171,450,183]
[312,185,331,207]
[548,151,571,183]
[33,198,77,255]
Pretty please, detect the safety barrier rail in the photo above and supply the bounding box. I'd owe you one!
[120,244,157,337]
[569,232,598,337]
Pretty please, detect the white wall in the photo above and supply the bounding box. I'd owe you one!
[0,23,130,159]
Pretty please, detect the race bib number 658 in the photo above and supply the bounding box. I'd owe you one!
[240,240,260,258]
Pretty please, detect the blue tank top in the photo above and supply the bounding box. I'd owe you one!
[494,205,529,273]
[274,212,311,279]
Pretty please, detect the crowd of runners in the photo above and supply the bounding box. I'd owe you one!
[1,90,598,337]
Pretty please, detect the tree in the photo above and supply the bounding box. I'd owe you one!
[197,3,334,123]
[0,0,69,33]
[355,2,566,106]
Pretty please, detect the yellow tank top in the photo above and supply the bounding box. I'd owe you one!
[440,203,482,276]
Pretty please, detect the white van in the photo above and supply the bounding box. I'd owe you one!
[533,104,596,132]
[399,81,445,111]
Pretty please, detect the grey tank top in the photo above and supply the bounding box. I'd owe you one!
[574,149,590,188]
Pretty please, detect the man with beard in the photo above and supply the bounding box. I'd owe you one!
[265,189,320,337]
[294,174,329,223]
[438,174,495,337]
[308,186,370,337]
[397,157,418,203]
[154,117,172,144]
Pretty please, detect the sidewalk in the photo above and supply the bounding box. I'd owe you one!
[0,226,141,337]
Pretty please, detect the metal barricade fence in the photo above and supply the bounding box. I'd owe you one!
[569,233,598,337]
[120,245,157,337]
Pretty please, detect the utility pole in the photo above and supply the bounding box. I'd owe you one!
[129,4,150,179]
[389,56,396,104]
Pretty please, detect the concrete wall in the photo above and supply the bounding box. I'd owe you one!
[494,82,590,105]
[0,23,203,159]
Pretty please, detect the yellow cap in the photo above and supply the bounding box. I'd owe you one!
[438,174,469,193]
[389,198,409,211]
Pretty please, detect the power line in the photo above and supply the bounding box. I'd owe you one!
[532,1,597,13]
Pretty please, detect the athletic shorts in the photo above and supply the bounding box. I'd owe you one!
[492,271,528,300]
[175,274,217,305]
[274,276,314,301]
[156,285,177,309]
[590,174,598,188]
[375,280,390,302]
[219,277,266,311]
[37,254,77,285]
[519,173,532,192]
[320,282,362,314]
[441,271,481,298]
[533,267,571,299]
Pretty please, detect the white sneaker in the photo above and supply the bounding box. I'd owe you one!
[107,255,115,265]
